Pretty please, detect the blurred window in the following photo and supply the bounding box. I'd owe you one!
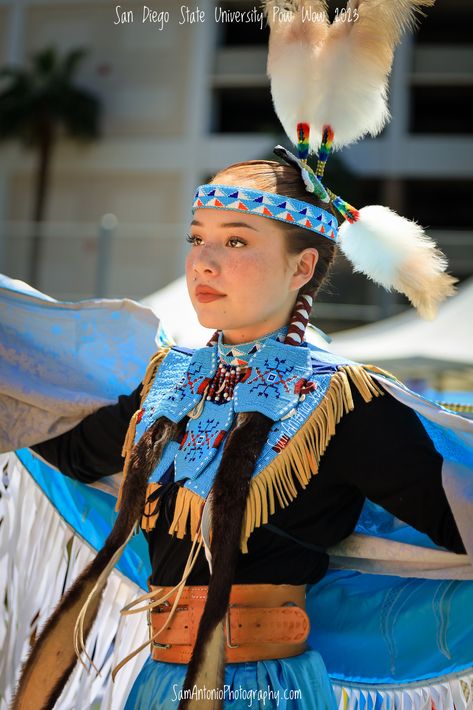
[212,86,278,133]
[410,86,473,135]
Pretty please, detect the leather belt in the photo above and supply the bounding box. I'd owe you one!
[148,583,310,663]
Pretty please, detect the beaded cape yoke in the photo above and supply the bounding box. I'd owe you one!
[118,339,385,553]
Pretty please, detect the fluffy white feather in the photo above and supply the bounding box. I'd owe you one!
[265,0,435,149]
[338,205,456,319]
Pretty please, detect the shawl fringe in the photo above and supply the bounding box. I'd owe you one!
[332,670,473,710]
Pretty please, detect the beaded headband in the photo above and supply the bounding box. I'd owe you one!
[192,183,338,241]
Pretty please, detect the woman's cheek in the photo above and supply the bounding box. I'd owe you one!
[225,252,255,278]
[245,252,267,273]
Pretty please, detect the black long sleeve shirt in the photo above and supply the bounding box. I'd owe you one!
[32,383,465,587]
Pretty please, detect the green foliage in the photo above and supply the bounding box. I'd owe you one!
[0,46,101,146]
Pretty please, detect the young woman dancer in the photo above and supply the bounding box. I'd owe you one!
[12,2,473,708]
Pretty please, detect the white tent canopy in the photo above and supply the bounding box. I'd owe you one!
[330,278,473,371]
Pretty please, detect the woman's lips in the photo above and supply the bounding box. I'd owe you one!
[195,286,226,303]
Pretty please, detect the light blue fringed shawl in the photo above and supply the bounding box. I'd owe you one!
[0,273,166,452]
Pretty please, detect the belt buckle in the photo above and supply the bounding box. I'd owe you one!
[148,600,172,650]
[225,605,239,649]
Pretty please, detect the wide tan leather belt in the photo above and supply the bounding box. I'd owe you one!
[149,583,310,663]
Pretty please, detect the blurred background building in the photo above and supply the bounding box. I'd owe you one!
[0,0,472,334]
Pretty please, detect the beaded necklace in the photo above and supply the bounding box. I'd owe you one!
[206,326,287,404]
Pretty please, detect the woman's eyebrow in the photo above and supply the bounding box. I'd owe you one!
[191,219,259,231]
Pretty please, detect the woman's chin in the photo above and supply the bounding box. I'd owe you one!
[195,312,225,330]
[196,315,243,332]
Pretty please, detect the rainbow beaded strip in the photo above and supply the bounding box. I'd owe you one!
[192,184,338,241]
[316,125,334,178]
[297,122,310,161]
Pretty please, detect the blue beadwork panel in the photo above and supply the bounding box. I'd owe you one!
[134,342,338,501]
[183,439,226,500]
[252,373,333,476]
[137,346,218,428]
[234,341,313,420]
[148,440,180,485]
[174,400,234,483]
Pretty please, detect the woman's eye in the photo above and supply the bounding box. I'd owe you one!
[227,237,246,248]
[186,234,203,246]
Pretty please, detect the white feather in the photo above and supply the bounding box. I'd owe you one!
[338,205,456,318]
[338,206,419,286]
[266,0,435,149]
[269,29,389,149]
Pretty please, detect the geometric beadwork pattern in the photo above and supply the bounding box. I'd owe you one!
[138,345,218,425]
[193,184,338,241]
[233,341,314,420]
[174,400,234,483]
[252,372,335,478]
[136,341,340,499]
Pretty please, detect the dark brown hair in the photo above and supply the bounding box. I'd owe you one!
[211,159,339,297]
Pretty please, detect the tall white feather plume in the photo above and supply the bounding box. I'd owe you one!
[338,206,457,319]
[265,0,435,149]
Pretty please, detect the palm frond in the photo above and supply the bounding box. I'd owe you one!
[0,45,101,145]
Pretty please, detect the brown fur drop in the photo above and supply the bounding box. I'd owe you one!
[179,412,275,710]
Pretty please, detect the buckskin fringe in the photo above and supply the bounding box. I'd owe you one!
[169,485,205,540]
[240,365,384,553]
[116,346,170,511]
[142,483,205,538]
[142,365,384,554]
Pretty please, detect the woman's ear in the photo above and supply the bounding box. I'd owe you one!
[290,248,319,291]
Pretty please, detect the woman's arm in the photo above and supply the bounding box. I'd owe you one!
[327,383,466,554]
[31,385,142,483]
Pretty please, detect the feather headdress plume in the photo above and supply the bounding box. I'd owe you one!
[265,0,456,318]
[265,0,435,149]
[338,206,456,319]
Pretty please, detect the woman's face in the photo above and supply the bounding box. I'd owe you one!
[185,208,318,344]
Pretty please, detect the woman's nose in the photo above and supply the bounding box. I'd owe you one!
[192,246,220,275]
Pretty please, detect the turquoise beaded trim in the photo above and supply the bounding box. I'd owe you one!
[193,184,338,241]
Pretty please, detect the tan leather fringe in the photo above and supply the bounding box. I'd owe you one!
[358,364,473,413]
[362,363,403,384]
[115,347,170,511]
[141,482,205,539]
[168,485,205,540]
[239,365,384,553]
[142,482,161,532]
[111,529,204,679]
[140,365,384,551]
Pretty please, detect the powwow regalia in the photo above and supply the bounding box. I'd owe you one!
[1,1,473,709]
